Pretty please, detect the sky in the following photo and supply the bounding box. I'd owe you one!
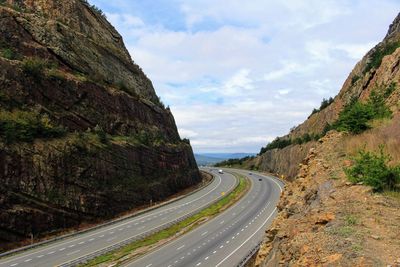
[90,0,399,153]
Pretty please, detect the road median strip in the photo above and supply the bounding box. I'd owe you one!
[79,173,250,267]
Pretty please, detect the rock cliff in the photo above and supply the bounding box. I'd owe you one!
[253,13,400,267]
[0,0,200,251]
[253,12,400,179]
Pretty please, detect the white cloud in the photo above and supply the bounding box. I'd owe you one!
[222,69,254,95]
[91,0,400,152]
[178,129,199,138]
[264,62,301,81]
[335,43,377,59]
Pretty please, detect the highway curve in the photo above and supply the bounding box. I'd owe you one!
[0,171,236,267]
[126,168,283,267]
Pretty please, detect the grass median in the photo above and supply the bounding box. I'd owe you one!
[81,173,249,266]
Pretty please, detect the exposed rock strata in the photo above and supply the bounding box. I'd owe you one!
[0,0,200,250]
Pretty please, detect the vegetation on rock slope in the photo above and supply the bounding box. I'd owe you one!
[253,13,400,267]
[0,0,200,252]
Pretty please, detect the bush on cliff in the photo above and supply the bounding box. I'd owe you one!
[0,110,66,143]
[332,89,392,134]
[345,146,400,192]
[93,124,111,145]
[22,57,46,81]
[310,97,334,117]
[364,41,400,73]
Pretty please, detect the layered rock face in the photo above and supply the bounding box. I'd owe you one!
[0,0,200,250]
[253,13,400,267]
[253,13,400,179]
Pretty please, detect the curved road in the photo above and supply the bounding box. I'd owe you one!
[0,171,236,267]
[126,168,283,267]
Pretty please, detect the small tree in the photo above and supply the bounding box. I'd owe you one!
[345,146,400,191]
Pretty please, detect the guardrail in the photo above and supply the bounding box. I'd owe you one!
[58,172,239,267]
[0,172,214,259]
[236,241,262,267]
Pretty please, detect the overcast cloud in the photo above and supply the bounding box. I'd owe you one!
[90,0,399,153]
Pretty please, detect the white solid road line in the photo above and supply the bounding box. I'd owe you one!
[0,175,224,265]
[215,204,275,267]
[56,174,235,267]
[176,245,185,250]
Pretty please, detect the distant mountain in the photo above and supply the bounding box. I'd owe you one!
[200,153,257,159]
[194,154,225,166]
[195,153,257,166]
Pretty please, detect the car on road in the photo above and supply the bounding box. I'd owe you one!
[218,169,224,174]
[259,178,262,181]
[249,172,252,175]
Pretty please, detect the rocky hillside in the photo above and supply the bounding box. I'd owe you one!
[252,13,400,266]
[250,13,400,180]
[0,0,200,251]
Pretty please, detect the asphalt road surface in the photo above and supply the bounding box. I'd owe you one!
[0,170,236,267]
[125,168,283,267]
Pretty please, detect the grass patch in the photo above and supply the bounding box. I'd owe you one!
[22,57,47,81]
[81,174,249,266]
[382,190,400,200]
[344,214,358,226]
[351,243,363,252]
[0,109,66,143]
[327,225,355,238]
[1,48,16,60]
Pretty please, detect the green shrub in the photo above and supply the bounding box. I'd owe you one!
[383,82,396,98]
[259,133,321,154]
[137,130,150,146]
[94,124,108,144]
[345,146,400,192]
[260,137,292,153]
[364,41,400,73]
[48,69,66,82]
[214,156,255,167]
[1,48,16,60]
[117,81,129,93]
[309,97,334,117]
[0,110,66,143]
[351,75,360,86]
[332,90,392,134]
[332,101,374,134]
[22,58,46,81]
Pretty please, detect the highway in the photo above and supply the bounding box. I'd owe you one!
[126,169,283,267]
[0,171,236,267]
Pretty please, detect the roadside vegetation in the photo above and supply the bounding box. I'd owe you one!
[256,83,395,156]
[214,156,255,167]
[328,88,392,134]
[345,146,400,192]
[258,133,322,155]
[81,174,249,267]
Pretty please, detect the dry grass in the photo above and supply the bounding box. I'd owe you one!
[343,114,400,165]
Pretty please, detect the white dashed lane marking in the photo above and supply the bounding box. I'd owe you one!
[67,250,80,256]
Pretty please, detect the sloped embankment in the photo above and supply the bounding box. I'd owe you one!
[253,12,400,266]
[0,0,200,251]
